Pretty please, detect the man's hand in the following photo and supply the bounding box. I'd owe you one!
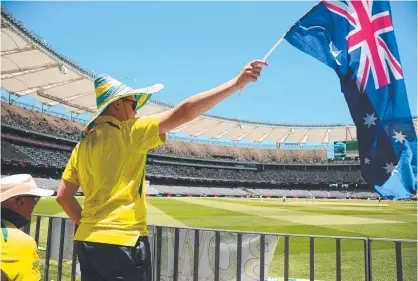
[232,60,268,90]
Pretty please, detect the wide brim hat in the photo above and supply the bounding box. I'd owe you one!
[82,74,164,138]
[1,174,54,202]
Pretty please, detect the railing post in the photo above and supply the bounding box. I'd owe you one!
[310,237,315,281]
[395,242,403,281]
[237,233,242,281]
[150,226,156,281]
[43,217,53,281]
[23,217,31,235]
[214,231,220,281]
[368,239,373,281]
[71,224,78,281]
[364,239,368,281]
[364,238,372,281]
[260,235,265,281]
[34,216,41,245]
[284,236,289,281]
[57,218,66,281]
[193,229,199,281]
[155,226,162,281]
[336,238,341,281]
[173,228,179,281]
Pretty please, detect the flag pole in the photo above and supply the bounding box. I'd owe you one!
[263,33,286,61]
[239,32,287,95]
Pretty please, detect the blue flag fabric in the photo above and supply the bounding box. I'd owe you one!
[284,0,417,199]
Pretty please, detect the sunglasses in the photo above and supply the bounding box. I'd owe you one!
[15,196,41,204]
[124,98,138,111]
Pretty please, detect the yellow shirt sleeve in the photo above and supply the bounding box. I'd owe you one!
[62,145,80,186]
[127,116,165,152]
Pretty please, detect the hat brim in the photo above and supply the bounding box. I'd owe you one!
[20,187,55,198]
[1,187,54,202]
[82,83,164,138]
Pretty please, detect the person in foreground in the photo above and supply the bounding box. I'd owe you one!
[1,174,54,281]
[57,59,267,281]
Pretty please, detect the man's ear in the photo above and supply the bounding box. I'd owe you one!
[16,197,25,207]
[106,101,116,113]
[112,100,122,112]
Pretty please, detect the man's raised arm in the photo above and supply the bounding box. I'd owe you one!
[157,60,267,135]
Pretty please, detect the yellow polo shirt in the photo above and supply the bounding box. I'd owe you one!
[1,220,41,281]
[62,116,164,247]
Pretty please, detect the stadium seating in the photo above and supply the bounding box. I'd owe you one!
[1,140,31,162]
[1,99,376,198]
[2,102,81,140]
[2,139,366,185]
[146,163,366,184]
[1,100,361,165]
[2,141,70,168]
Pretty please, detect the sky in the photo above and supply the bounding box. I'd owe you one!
[2,1,417,126]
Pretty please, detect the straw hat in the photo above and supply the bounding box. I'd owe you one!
[81,74,164,137]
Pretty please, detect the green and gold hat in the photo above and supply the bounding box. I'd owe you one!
[81,74,164,138]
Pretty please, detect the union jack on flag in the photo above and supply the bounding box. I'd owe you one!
[283,0,417,199]
[323,0,403,91]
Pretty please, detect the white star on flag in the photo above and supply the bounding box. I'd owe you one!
[364,157,371,164]
[392,130,406,144]
[329,41,342,66]
[383,162,398,175]
[363,113,377,128]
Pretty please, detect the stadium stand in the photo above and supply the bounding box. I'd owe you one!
[2,97,381,200]
[2,141,70,169]
[2,101,81,140]
[1,139,365,185]
[1,99,360,165]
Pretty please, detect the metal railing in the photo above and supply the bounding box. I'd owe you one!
[23,215,417,281]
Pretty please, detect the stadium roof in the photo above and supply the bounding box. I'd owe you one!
[1,7,416,144]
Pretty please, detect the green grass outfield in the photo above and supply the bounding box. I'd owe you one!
[31,197,417,281]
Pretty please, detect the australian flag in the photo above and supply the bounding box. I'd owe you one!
[284,0,417,199]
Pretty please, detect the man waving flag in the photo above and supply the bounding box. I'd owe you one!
[283,0,416,199]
